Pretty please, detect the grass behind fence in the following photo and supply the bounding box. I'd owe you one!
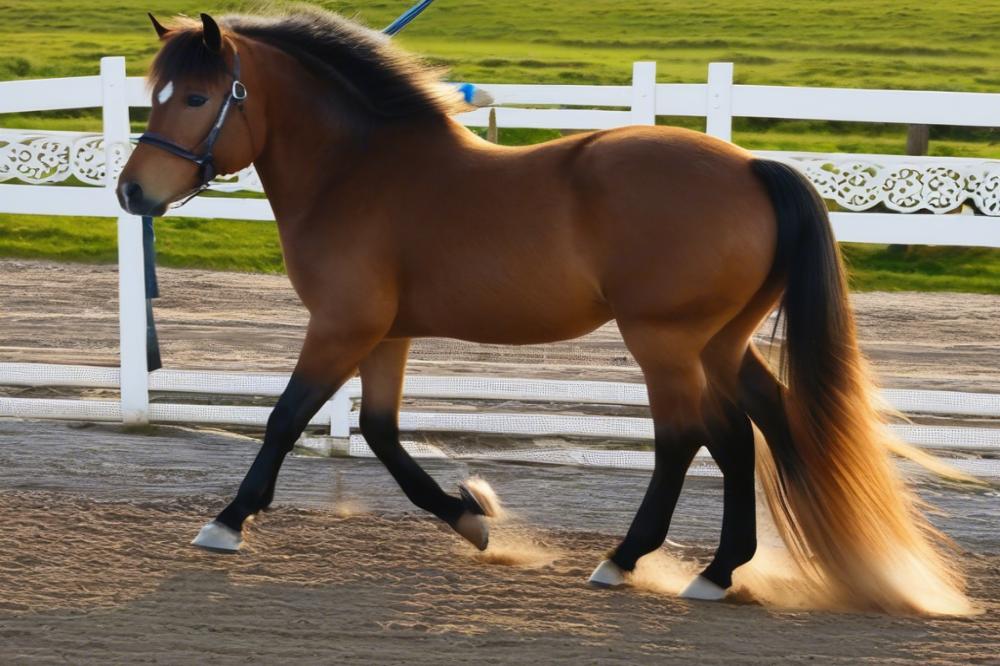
[3,1,999,91]
[0,214,285,274]
[2,0,999,156]
[2,213,998,294]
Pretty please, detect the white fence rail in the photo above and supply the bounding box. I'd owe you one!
[0,59,997,468]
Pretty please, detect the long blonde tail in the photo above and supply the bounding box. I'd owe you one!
[745,159,971,615]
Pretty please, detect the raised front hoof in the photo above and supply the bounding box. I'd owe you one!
[679,575,727,601]
[453,512,489,551]
[588,559,627,589]
[191,521,243,554]
[459,481,494,517]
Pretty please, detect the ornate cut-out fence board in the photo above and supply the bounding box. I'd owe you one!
[5,133,999,217]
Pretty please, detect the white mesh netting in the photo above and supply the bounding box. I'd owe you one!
[296,435,1000,481]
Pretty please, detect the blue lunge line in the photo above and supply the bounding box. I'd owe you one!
[384,4,483,104]
[383,0,436,36]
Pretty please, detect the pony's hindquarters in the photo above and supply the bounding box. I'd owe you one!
[744,159,971,616]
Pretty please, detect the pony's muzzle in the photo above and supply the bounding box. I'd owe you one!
[117,181,163,216]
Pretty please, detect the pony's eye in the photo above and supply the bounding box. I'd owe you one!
[186,94,208,108]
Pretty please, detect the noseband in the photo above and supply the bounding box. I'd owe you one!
[137,51,248,205]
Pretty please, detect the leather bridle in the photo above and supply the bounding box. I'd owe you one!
[137,50,248,206]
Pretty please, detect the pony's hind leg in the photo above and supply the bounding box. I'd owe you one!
[359,339,495,550]
[193,322,379,553]
[679,396,757,600]
[590,321,707,587]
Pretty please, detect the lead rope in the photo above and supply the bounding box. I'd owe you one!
[142,215,162,371]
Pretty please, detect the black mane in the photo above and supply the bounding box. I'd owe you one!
[150,7,466,120]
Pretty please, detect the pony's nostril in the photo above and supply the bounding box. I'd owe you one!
[117,181,145,213]
[124,181,143,203]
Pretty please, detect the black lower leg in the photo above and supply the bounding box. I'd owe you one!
[610,431,701,571]
[215,375,336,531]
[360,411,465,524]
[701,406,757,589]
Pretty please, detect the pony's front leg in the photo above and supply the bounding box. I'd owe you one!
[359,339,494,550]
[191,323,378,553]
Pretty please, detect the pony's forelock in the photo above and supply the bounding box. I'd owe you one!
[146,7,469,119]
[149,17,233,92]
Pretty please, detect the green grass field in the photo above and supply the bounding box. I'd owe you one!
[1,1,999,291]
[3,212,997,294]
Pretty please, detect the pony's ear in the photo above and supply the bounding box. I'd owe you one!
[148,12,170,39]
[200,13,223,52]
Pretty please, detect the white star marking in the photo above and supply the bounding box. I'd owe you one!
[157,81,174,105]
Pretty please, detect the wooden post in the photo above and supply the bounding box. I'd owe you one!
[486,107,498,143]
[891,125,930,253]
[907,124,929,157]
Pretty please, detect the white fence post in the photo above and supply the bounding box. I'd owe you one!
[102,56,149,424]
[706,62,734,141]
[329,389,352,438]
[630,61,657,125]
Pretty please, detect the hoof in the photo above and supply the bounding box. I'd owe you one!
[459,482,488,516]
[191,521,243,554]
[453,512,489,551]
[679,575,727,601]
[588,559,627,588]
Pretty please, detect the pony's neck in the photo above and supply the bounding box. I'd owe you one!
[246,40,365,222]
[244,38,468,226]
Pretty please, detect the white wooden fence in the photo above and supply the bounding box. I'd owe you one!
[0,59,998,467]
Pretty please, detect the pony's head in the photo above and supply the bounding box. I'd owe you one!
[119,8,474,216]
[117,13,262,216]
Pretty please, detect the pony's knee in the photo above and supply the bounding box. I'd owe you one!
[711,436,756,476]
[359,410,399,450]
[704,408,755,474]
[737,351,782,408]
[265,403,299,452]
